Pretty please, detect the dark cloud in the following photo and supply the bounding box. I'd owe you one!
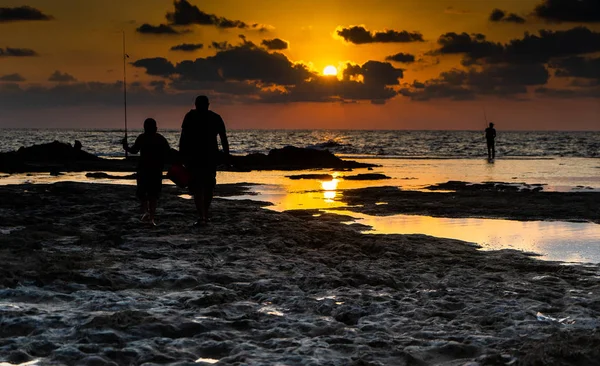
[535,86,600,98]
[136,23,181,35]
[534,0,600,23]
[134,43,313,85]
[434,27,600,65]
[489,9,526,23]
[0,73,25,82]
[343,61,404,85]
[0,6,53,22]
[469,63,549,87]
[551,56,600,80]
[504,14,527,24]
[131,58,176,76]
[259,76,398,104]
[170,43,204,52]
[169,80,262,100]
[385,52,416,63]
[0,81,199,109]
[0,47,38,57]
[199,44,312,85]
[499,27,600,64]
[166,0,248,29]
[400,63,549,101]
[261,38,288,50]
[258,60,403,104]
[336,26,424,44]
[490,9,505,21]
[133,42,406,104]
[252,24,271,32]
[48,71,77,83]
[399,81,475,101]
[210,41,232,50]
[444,7,471,15]
[434,32,503,62]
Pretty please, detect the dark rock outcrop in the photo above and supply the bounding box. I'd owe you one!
[0,141,107,173]
[286,174,335,180]
[342,173,390,181]
[0,142,377,173]
[230,146,376,171]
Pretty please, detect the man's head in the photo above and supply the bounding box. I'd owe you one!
[144,118,157,134]
[489,122,494,128]
[195,95,210,110]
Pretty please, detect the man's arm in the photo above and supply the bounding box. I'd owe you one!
[218,118,229,156]
[179,113,191,157]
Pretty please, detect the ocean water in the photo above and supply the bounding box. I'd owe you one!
[1,129,599,158]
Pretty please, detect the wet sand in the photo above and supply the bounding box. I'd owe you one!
[1,182,600,365]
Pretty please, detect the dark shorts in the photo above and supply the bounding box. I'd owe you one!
[188,166,216,194]
[136,170,163,200]
[486,139,495,148]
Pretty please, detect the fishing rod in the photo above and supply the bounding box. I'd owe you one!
[123,30,128,158]
[482,106,489,126]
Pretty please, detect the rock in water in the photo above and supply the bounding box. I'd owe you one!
[231,146,377,170]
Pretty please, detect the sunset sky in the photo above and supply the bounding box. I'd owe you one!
[1,0,599,130]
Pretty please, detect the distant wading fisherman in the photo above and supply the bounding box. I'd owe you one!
[485,122,496,161]
[123,118,171,226]
[179,95,230,226]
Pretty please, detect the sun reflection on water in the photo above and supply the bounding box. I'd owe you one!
[321,178,339,202]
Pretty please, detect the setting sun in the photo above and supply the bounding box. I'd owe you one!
[323,65,338,76]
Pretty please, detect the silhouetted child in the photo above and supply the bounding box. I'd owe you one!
[123,118,171,225]
[485,122,496,161]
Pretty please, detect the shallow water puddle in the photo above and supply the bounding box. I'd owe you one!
[0,360,41,366]
[258,304,286,317]
[328,211,600,264]
[195,358,219,364]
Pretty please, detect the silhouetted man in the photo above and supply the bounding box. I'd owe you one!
[123,118,171,225]
[485,122,496,161]
[179,95,230,226]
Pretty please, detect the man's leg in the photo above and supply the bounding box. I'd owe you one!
[193,188,207,224]
[204,189,213,217]
[203,170,217,218]
[188,169,205,224]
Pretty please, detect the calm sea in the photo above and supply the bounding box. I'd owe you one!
[1,129,598,159]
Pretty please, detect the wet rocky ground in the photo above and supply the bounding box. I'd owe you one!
[338,182,600,224]
[1,182,599,365]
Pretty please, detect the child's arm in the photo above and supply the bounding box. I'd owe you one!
[123,136,141,154]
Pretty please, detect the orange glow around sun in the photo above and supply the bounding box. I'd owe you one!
[323,65,338,76]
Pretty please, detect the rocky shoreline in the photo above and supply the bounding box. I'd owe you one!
[1,182,599,365]
[338,183,600,224]
[0,141,376,174]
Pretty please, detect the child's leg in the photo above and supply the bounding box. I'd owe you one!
[149,199,157,221]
